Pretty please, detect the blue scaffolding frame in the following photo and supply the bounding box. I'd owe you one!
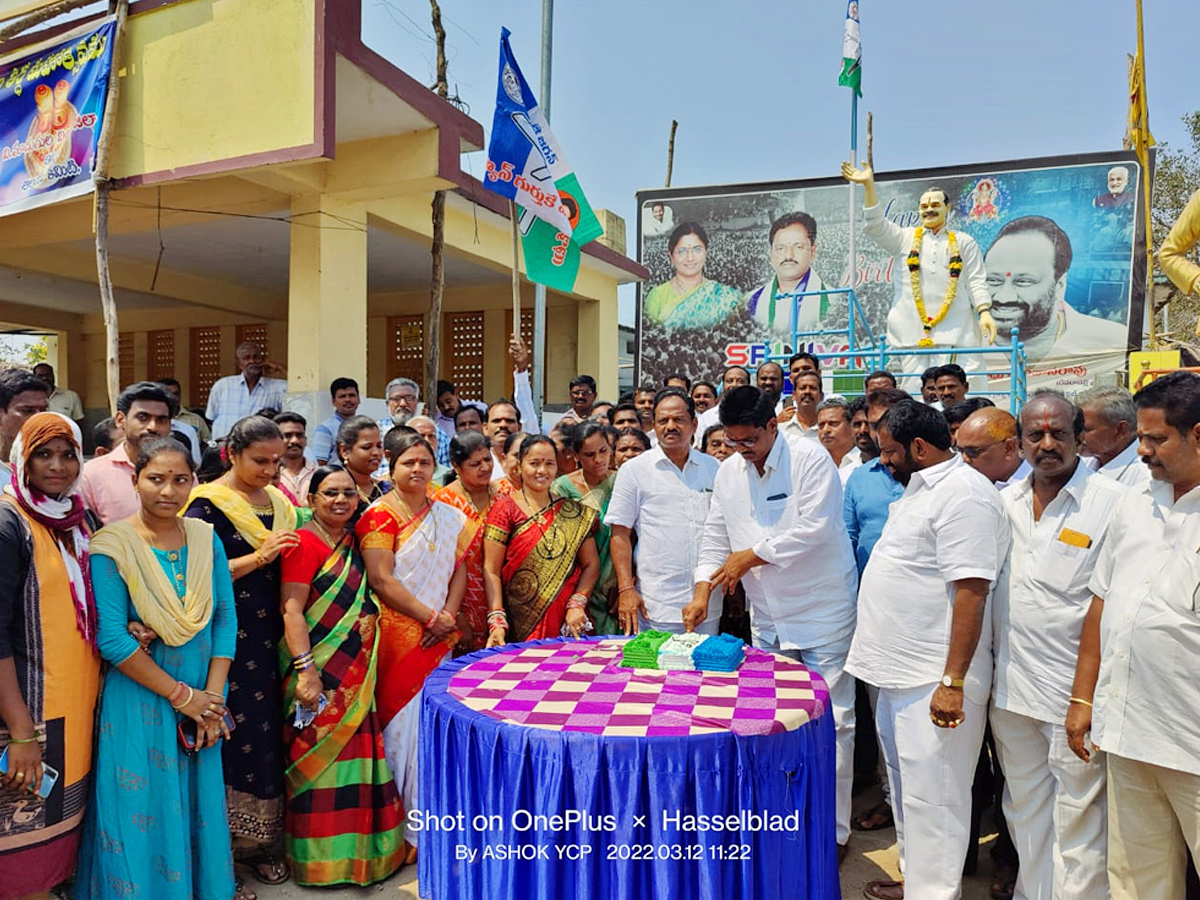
[765,287,1028,414]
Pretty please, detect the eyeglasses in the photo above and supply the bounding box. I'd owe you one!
[722,434,761,449]
[954,441,1002,459]
[389,394,418,404]
[316,489,358,499]
[673,246,705,257]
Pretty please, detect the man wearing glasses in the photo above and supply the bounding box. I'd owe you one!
[559,374,598,426]
[746,212,831,337]
[955,407,1029,488]
[685,385,858,862]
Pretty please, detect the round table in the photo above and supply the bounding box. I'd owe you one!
[418,637,838,900]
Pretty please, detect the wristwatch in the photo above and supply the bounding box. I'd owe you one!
[941,675,964,688]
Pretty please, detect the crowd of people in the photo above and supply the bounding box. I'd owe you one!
[2,333,1200,900]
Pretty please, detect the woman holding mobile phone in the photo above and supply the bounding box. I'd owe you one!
[0,412,101,900]
[77,437,238,900]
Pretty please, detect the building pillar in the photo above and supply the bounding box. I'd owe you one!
[576,295,619,401]
[286,194,368,423]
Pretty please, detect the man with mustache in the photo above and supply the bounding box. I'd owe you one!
[992,391,1125,900]
[847,400,1009,900]
[1067,371,1200,899]
[841,162,996,380]
[686,385,858,863]
[983,216,1126,368]
[607,388,719,637]
[781,371,823,441]
[746,212,831,337]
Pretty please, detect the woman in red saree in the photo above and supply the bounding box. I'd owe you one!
[482,435,601,645]
[355,430,472,864]
[279,465,402,886]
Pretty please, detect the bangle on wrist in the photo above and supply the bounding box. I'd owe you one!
[167,680,187,706]
[1068,696,1093,708]
[618,586,637,594]
[6,734,37,745]
[424,608,440,630]
[170,684,194,711]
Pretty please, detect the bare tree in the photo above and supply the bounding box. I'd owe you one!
[426,0,449,410]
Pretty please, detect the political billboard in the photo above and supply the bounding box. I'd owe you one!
[636,151,1147,397]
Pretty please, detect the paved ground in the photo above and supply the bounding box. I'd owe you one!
[252,785,1002,900]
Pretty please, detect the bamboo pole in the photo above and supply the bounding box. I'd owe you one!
[93,0,128,414]
[425,0,448,408]
[0,0,96,43]
[510,201,521,327]
[665,120,678,188]
[866,112,874,169]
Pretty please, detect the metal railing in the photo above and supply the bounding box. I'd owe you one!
[764,287,1028,414]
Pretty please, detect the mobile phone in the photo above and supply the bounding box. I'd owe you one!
[177,711,236,755]
[0,745,59,799]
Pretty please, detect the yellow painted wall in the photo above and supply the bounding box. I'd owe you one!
[112,0,317,179]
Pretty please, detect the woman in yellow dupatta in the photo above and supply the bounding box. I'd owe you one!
[356,429,473,865]
[182,416,299,889]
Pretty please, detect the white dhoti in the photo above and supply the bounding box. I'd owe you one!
[760,632,855,845]
[990,705,1109,900]
[875,682,987,900]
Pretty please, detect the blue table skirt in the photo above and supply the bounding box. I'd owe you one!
[418,639,839,900]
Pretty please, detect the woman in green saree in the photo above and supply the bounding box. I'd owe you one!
[643,222,742,330]
[279,465,403,886]
[551,422,618,634]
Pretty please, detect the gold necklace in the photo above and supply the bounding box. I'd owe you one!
[310,517,345,548]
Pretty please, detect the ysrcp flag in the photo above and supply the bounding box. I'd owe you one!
[485,27,602,292]
[838,1,862,97]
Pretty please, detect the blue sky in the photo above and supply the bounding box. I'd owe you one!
[365,0,1200,322]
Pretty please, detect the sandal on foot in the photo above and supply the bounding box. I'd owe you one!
[233,876,257,900]
[238,851,289,886]
[853,801,895,831]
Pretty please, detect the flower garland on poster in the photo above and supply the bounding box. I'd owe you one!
[907,226,963,347]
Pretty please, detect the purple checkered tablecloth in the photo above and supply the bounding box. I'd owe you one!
[446,637,829,736]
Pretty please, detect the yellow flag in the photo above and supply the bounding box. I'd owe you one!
[1124,51,1155,157]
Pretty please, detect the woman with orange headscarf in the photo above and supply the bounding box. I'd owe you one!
[0,412,101,900]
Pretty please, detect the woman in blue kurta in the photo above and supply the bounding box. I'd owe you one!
[77,437,239,900]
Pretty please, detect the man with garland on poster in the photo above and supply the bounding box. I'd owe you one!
[841,161,997,382]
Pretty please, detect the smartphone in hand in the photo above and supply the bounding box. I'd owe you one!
[0,745,59,799]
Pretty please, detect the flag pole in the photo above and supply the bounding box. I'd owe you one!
[531,0,553,430]
[510,201,522,332]
[1134,0,1156,347]
[847,89,858,312]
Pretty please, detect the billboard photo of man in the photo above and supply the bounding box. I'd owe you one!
[983,215,1127,366]
[745,212,832,338]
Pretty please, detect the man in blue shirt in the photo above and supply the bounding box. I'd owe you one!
[311,377,361,464]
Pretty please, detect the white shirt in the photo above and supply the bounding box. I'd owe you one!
[489,449,506,482]
[836,447,863,485]
[206,374,288,439]
[1088,479,1200,776]
[605,446,720,623]
[993,462,1127,723]
[1096,439,1151,487]
[847,455,1010,704]
[780,416,820,441]
[695,433,857,649]
[695,405,721,447]
[863,203,991,349]
[996,458,1033,490]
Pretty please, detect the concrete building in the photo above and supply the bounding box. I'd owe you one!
[0,0,644,431]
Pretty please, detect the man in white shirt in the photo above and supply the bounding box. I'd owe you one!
[205,341,288,439]
[607,388,719,636]
[695,365,750,441]
[781,371,822,441]
[1076,385,1150,487]
[685,386,858,858]
[956,407,1030,489]
[842,162,997,379]
[1067,371,1200,900]
[483,400,522,482]
[744,212,831,337]
[434,379,487,438]
[755,361,785,413]
[992,391,1125,900]
[33,364,83,422]
[846,400,1010,900]
[815,397,862,484]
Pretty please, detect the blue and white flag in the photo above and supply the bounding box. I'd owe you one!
[484,27,602,291]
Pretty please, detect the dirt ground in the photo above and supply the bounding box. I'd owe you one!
[253,783,1002,900]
